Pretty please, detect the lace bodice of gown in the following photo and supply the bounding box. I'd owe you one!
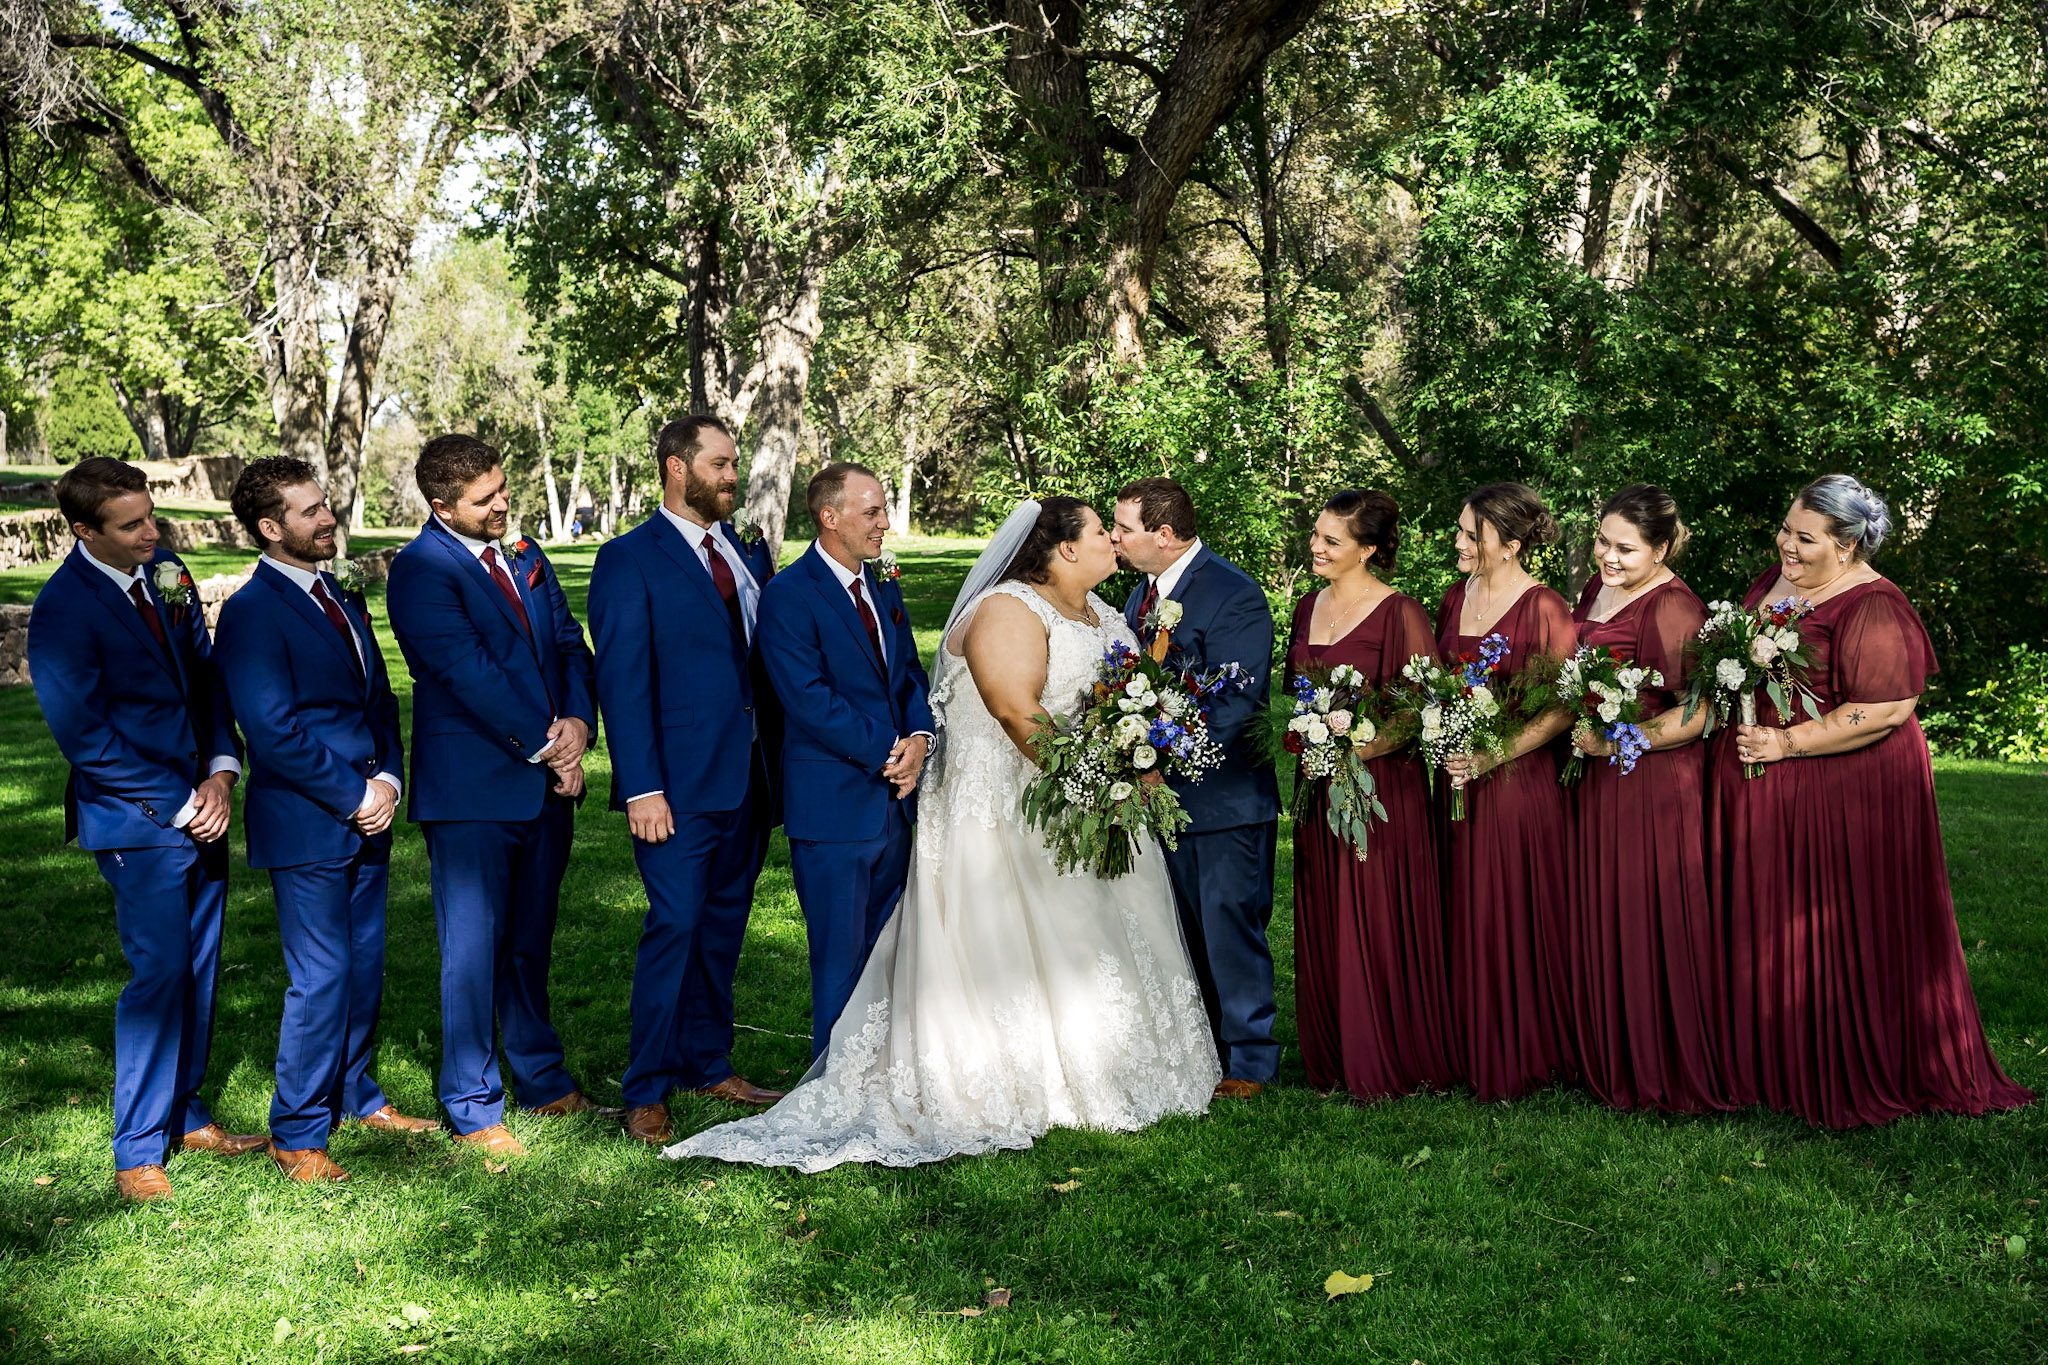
[924,581,1135,839]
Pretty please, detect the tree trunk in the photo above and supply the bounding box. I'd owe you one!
[536,394,564,539]
[0,406,8,465]
[110,378,173,462]
[605,448,623,536]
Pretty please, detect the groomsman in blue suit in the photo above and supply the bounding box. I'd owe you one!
[215,458,441,1184]
[385,434,608,1157]
[757,462,934,1059]
[588,416,784,1146]
[1112,477,1282,1097]
[28,457,265,1201]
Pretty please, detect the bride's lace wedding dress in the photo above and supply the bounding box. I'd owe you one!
[664,580,1218,1171]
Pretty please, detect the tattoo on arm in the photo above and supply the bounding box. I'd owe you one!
[1786,728,1805,758]
[1847,708,1866,726]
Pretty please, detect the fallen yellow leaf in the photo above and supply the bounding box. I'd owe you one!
[33,1176,55,1187]
[1050,1179,1081,1193]
[1324,1270,1375,1299]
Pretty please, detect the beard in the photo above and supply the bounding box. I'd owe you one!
[281,522,336,564]
[683,463,737,522]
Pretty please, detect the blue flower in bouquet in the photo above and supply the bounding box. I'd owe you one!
[1461,632,1511,689]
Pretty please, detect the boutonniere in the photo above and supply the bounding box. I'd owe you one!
[153,560,195,607]
[507,536,544,589]
[731,510,766,548]
[1142,596,1181,662]
[331,557,367,594]
[874,549,901,583]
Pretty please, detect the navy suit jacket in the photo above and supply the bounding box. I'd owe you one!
[385,519,597,824]
[586,512,782,816]
[28,546,240,850]
[757,544,935,843]
[214,558,405,869]
[1124,545,1280,833]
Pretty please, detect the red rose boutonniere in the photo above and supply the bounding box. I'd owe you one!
[875,549,901,583]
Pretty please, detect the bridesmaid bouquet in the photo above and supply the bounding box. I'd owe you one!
[1265,663,1390,861]
[1556,646,1663,785]
[1394,632,1519,820]
[1022,641,1244,878]
[1683,596,1822,778]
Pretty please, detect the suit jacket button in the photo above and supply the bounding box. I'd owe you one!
[743,705,754,714]
[188,750,199,760]
[511,738,523,749]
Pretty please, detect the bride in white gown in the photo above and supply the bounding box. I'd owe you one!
[664,497,1219,1171]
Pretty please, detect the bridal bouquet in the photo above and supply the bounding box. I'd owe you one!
[1265,663,1390,861]
[1556,645,1663,785]
[1393,633,1522,820]
[1022,641,1244,878]
[1682,596,1821,779]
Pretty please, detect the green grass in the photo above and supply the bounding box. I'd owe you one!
[0,540,2042,1364]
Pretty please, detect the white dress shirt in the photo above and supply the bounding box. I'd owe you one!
[1148,536,1204,601]
[812,543,934,745]
[73,542,241,829]
[262,553,401,812]
[659,504,762,643]
[435,516,557,765]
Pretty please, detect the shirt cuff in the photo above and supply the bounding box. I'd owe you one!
[624,790,663,804]
[171,789,200,829]
[208,755,241,779]
[371,771,402,797]
[910,730,935,742]
[527,735,556,765]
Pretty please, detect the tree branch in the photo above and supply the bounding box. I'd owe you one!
[1710,147,1844,272]
[1068,46,1168,93]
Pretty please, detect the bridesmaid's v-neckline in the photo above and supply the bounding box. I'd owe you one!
[1455,580,1539,639]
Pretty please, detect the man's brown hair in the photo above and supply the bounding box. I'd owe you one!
[1115,476,1198,541]
[416,433,502,509]
[56,456,150,533]
[806,461,880,521]
[230,456,320,541]
[654,415,730,486]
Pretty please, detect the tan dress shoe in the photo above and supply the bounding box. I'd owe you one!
[268,1143,351,1183]
[529,1090,622,1119]
[177,1123,269,1156]
[1212,1078,1264,1100]
[691,1075,786,1107]
[354,1104,442,1133]
[624,1104,673,1146]
[115,1164,173,1202]
[450,1124,528,1157]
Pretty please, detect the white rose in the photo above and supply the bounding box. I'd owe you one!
[1131,745,1157,771]
[1118,698,1143,713]
[1647,669,1664,688]
[1331,665,1363,687]
[1154,599,1184,629]
[1749,635,1780,666]
[1618,668,1646,690]
[1305,720,1330,746]
[1108,781,1135,803]
[1420,704,1444,740]
[1773,628,1799,653]
[1138,690,1158,709]
[1288,714,1314,734]
[1115,715,1149,747]
[1124,677,1149,698]
[1715,657,1748,691]
[1597,699,1622,724]
[1352,717,1377,745]
[1326,709,1353,736]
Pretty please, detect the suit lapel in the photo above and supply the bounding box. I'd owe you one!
[1163,545,1212,604]
[804,546,887,680]
[327,573,384,691]
[649,513,742,645]
[259,560,364,687]
[423,518,536,648]
[70,553,181,687]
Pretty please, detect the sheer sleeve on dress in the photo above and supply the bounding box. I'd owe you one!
[1385,594,1439,686]
[1641,583,1709,705]
[1835,583,1938,704]
[1527,586,1577,662]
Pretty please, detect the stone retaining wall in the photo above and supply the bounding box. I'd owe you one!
[155,515,256,551]
[0,509,75,572]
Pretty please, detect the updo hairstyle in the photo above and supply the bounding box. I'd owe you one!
[1599,483,1690,563]
[1794,474,1892,560]
[1464,481,1560,557]
[1000,496,1093,585]
[1322,488,1401,570]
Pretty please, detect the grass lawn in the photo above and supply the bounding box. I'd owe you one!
[0,537,2042,1363]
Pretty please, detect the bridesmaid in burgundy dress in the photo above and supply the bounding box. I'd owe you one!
[1711,474,2032,1127]
[1284,490,1456,1098]
[1565,485,1727,1113]
[1436,483,1578,1101]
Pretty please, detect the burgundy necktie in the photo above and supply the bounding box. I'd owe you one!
[480,546,533,637]
[1138,581,1159,623]
[311,580,365,680]
[850,574,884,662]
[703,535,745,638]
[128,580,168,648]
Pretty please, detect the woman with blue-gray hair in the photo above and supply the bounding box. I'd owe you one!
[1708,475,2032,1127]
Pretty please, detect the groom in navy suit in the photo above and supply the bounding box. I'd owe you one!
[215,458,441,1184]
[386,434,607,1157]
[1112,477,1282,1097]
[588,415,785,1147]
[28,457,264,1201]
[757,463,934,1058]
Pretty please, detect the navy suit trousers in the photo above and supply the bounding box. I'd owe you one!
[789,799,913,1059]
[1161,821,1281,1083]
[268,850,391,1148]
[422,800,578,1133]
[96,838,229,1168]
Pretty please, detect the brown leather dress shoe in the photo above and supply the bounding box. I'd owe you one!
[353,1104,442,1133]
[1212,1078,1264,1100]
[450,1124,528,1157]
[268,1143,351,1183]
[691,1075,785,1107]
[177,1122,269,1156]
[115,1164,173,1202]
[624,1104,673,1146]
[529,1090,623,1119]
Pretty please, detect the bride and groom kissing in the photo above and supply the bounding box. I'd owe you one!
[660,443,1281,1172]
